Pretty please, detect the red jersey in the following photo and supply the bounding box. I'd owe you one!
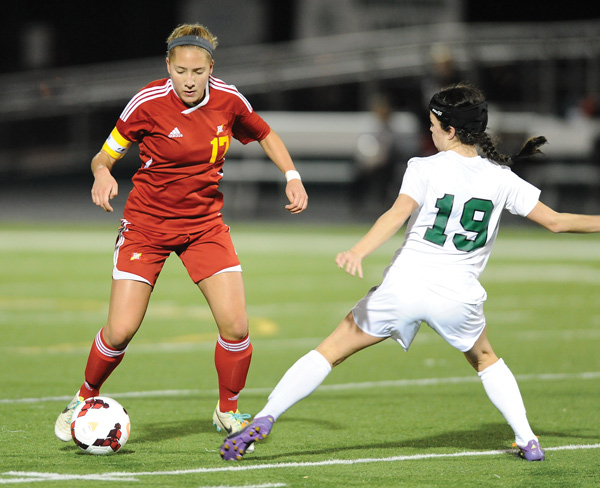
[112,76,271,233]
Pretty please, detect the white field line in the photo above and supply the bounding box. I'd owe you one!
[1,229,600,261]
[188,485,286,488]
[1,371,599,405]
[5,327,600,357]
[1,444,599,484]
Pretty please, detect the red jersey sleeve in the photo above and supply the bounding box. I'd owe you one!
[232,111,271,144]
[115,78,171,143]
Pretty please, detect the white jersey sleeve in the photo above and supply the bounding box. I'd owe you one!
[502,169,541,217]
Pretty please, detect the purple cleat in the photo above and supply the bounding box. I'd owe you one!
[220,415,274,461]
[515,439,545,461]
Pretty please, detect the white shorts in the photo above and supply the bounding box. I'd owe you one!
[352,266,486,352]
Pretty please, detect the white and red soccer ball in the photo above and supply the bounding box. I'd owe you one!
[70,396,131,455]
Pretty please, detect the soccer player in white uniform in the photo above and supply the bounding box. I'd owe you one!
[220,82,600,462]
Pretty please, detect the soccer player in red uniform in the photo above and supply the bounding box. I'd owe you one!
[55,23,308,444]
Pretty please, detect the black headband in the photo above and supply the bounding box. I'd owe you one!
[429,93,488,133]
[167,35,214,57]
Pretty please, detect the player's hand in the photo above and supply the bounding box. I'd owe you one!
[91,167,119,212]
[336,250,364,279]
[285,179,308,214]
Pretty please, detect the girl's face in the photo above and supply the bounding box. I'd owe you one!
[166,47,214,106]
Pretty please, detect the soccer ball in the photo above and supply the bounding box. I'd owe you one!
[70,396,131,455]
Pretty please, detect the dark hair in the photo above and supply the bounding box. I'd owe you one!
[432,82,547,165]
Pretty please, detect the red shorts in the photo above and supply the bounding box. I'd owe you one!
[112,219,241,286]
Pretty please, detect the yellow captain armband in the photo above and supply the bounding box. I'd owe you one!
[101,127,132,160]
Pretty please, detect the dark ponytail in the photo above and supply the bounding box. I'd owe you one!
[475,133,547,165]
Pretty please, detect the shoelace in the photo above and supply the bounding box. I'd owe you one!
[229,411,251,425]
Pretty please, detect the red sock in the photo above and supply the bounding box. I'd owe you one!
[79,328,127,399]
[214,334,253,412]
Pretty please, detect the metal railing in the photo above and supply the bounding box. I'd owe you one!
[0,21,598,120]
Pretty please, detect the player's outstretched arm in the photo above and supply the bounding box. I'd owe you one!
[336,193,418,278]
[526,201,600,233]
[259,130,308,214]
[90,150,119,213]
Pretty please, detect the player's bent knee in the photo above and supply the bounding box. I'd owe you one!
[102,327,135,350]
[217,320,249,341]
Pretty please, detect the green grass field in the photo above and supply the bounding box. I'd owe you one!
[1,222,599,487]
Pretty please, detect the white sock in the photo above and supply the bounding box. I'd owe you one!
[478,358,536,446]
[255,350,332,421]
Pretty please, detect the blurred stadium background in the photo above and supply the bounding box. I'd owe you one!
[0,0,599,224]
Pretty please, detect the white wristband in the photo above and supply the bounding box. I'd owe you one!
[285,170,301,182]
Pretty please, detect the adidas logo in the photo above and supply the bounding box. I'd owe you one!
[168,127,183,138]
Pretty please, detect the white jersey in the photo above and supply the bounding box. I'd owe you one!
[395,150,540,303]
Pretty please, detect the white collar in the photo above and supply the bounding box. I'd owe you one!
[180,80,210,114]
